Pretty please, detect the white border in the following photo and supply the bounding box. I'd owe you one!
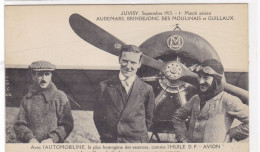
[251,0,260,151]
[249,1,259,152]
[4,0,250,5]
[1,0,5,152]
[1,1,259,152]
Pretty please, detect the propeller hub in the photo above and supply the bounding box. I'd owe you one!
[165,62,182,80]
[159,78,187,94]
[170,68,177,74]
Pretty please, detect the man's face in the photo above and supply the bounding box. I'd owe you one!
[198,72,214,92]
[119,52,142,78]
[33,71,52,89]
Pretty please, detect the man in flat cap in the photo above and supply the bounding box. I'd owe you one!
[94,45,155,143]
[14,61,74,143]
[172,59,249,143]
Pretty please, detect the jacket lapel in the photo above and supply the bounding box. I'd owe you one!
[106,75,125,112]
[26,82,56,103]
[198,102,211,118]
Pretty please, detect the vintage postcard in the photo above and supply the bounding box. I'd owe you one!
[5,3,249,152]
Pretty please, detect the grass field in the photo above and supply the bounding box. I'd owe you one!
[6,107,100,143]
[6,107,248,143]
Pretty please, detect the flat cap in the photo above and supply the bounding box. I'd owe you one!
[29,61,56,71]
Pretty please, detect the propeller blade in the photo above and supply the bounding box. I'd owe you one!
[155,89,168,109]
[69,13,167,71]
[224,83,249,105]
[69,13,125,56]
[154,88,186,112]
[140,76,164,82]
[154,89,185,119]
[175,87,188,107]
[179,64,199,86]
[142,55,166,71]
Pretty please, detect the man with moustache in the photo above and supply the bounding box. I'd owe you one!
[14,61,74,143]
[172,59,249,143]
[93,45,155,143]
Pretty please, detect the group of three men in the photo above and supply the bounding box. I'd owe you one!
[14,45,248,143]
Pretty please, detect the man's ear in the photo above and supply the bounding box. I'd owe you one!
[137,61,142,68]
[138,55,143,67]
[139,54,143,65]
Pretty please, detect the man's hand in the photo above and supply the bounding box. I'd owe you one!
[41,138,54,143]
[29,138,39,143]
[224,133,233,143]
[181,138,189,143]
[179,138,191,143]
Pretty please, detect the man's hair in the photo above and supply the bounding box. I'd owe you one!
[119,45,143,62]
[31,70,37,76]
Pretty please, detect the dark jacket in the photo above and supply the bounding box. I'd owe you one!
[93,75,155,143]
[14,82,74,143]
[173,91,249,143]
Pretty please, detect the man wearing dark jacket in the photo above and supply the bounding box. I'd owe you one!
[172,59,249,143]
[93,45,155,143]
[14,61,74,143]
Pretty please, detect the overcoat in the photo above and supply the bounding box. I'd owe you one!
[93,75,155,143]
[14,82,74,143]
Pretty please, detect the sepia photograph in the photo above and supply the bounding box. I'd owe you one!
[4,3,251,152]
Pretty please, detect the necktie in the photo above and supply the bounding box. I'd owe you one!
[122,78,130,93]
[123,79,129,87]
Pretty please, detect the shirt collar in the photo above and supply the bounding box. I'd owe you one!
[212,91,224,101]
[119,72,136,83]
